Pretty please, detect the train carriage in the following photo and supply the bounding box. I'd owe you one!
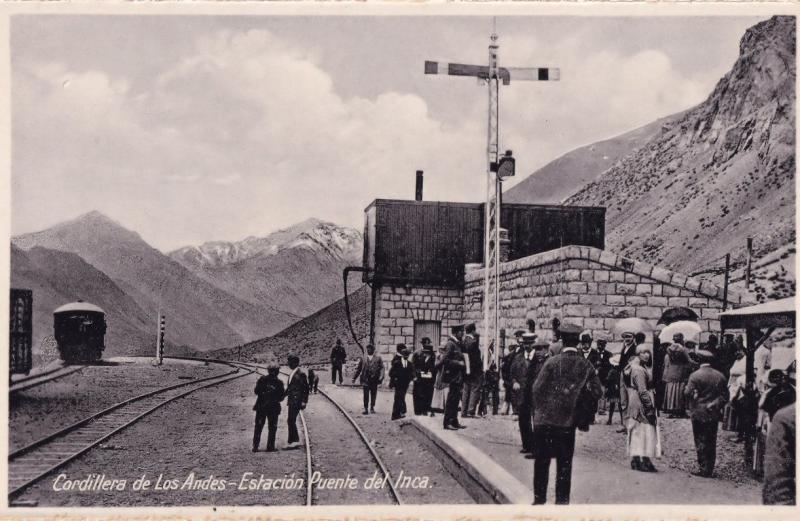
[53,301,107,363]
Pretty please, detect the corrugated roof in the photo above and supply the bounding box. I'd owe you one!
[718,298,796,317]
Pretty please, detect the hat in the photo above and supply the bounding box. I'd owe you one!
[513,329,526,337]
[636,343,652,355]
[521,332,537,343]
[450,324,465,334]
[533,339,550,350]
[580,333,592,343]
[421,336,433,347]
[558,323,583,335]
[465,322,477,333]
[267,363,280,372]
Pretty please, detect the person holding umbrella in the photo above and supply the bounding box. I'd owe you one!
[663,333,691,418]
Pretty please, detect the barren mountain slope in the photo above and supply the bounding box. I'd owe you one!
[505,115,677,204]
[13,212,296,350]
[11,245,154,357]
[566,16,795,274]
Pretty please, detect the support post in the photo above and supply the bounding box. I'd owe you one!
[745,237,753,289]
[723,253,730,311]
[743,326,758,473]
[155,314,165,365]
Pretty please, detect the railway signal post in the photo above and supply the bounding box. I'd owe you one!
[425,30,559,369]
[155,314,165,365]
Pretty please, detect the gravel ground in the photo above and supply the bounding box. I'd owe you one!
[9,358,231,453]
[14,371,307,507]
[579,412,761,487]
[322,382,474,504]
[302,391,397,504]
[452,411,761,504]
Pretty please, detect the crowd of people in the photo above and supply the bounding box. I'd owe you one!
[251,325,795,506]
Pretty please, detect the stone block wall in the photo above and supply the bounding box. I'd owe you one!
[374,285,464,361]
[463,246,748,349]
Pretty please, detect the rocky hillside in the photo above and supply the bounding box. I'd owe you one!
[11,245,154,357]
[169,219,363,318]
[564,16,795,275]
[505,114,677,204]
[13,212,297,351]
[211,285,370,367]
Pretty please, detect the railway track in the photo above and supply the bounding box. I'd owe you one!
[10,365,86,395]
[8,360,251,501]
[229,361,402,505]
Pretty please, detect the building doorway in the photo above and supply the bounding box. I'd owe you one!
[413,320,441,350]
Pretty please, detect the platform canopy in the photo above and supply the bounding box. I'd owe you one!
[718,297,796,330]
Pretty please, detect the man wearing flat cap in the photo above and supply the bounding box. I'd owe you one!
[684,349,729,477]
[442,324,467,430]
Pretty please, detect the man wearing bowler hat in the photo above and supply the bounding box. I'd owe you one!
[684,349,729,477]
[442,324,467,430]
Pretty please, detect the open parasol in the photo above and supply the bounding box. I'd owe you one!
[658,320,702,343]
[657,307,700,326]
[610,317,654,337]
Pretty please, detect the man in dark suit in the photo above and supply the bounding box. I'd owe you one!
[684,350,729,477]
[512,333,534,453]
[352,343,385,414]
[330,339,347,384]
[285,355,309,449]
[253,364,285,452]
[412,337,437,416]
[522,336,551,459]
[461,323,483,418]
[531,328,602,504]
[389,344,414,420]
[442,324,467,430]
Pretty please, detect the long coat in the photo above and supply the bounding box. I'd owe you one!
[684,365,729,423]
[663,344,690,382]
[509,350,529,410]
[531,349,602,428]
[621,359,656,424]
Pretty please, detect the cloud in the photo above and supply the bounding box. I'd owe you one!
[13,26,716,251]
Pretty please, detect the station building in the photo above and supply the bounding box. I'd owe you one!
[361,196,746,360]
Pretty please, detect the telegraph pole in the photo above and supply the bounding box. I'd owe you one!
[425,29,559,369]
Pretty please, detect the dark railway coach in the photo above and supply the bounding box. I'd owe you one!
[53,301,107,363]
[363,199,605,287]
[10,289,33,375]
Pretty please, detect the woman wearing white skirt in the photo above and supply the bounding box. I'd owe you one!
[621,344,661,472]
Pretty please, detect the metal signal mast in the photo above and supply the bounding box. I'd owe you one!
[425,29,559,370]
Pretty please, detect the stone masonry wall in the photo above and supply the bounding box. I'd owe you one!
[374,285,464,362]
[463,246,748,349]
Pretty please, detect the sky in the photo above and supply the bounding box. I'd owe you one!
[10,15,766,251]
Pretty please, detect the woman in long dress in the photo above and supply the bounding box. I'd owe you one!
[662,339,690,418]
[622,344,660,472]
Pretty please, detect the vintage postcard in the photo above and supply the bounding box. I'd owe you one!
[1,1,798,519]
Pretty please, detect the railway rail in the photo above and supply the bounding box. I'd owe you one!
[229,361,402,505]
[10,365,86,395]
[8,360,251,501]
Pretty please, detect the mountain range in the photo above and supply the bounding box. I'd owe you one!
[220,16,796,364]
[168,218,362,318]
[509,15,795,277]
[12,212,362,356]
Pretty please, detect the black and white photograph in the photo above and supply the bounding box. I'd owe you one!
[4,4,797,512]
